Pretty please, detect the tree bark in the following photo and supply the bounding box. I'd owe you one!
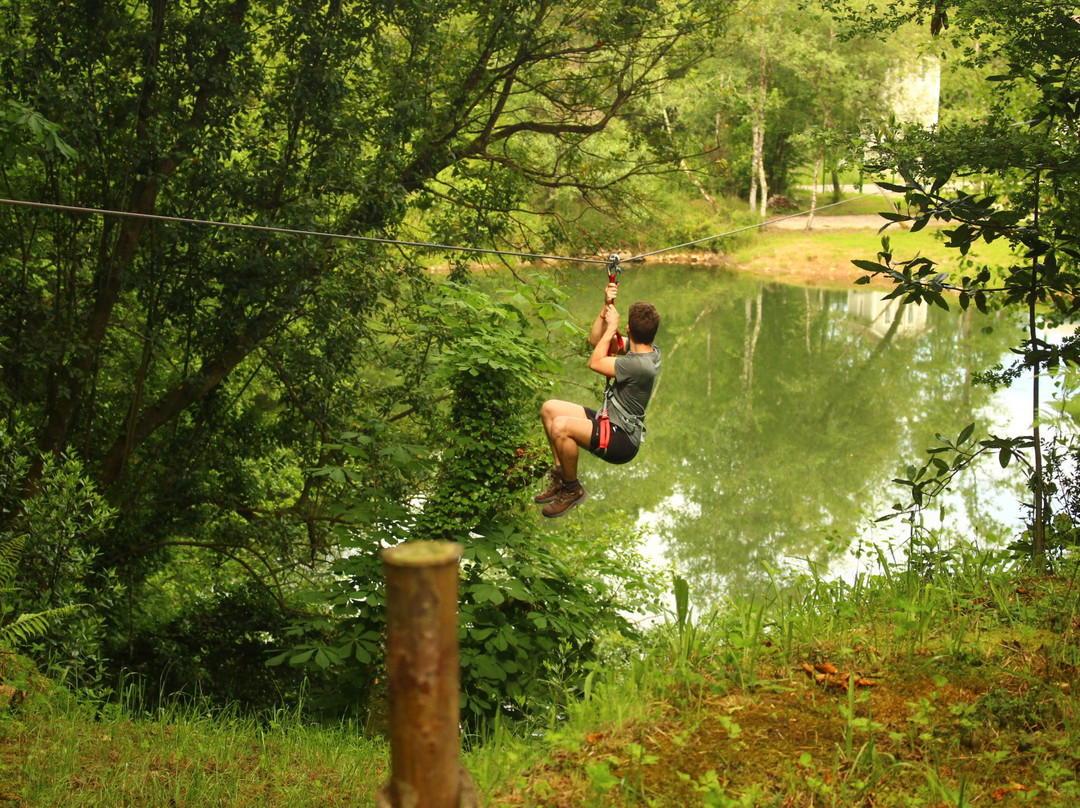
[806,149,823,230]
[752,36,769,218]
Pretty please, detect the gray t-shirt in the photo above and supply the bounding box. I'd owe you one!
[604,347,661,446]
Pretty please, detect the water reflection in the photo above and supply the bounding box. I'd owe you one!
[847,291,928,339]
[549,265,1028,606]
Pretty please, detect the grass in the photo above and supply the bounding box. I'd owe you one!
[812,193,899,217]
[5,545,1080,806]
[0,687,389,807]
[725,221,1021,288]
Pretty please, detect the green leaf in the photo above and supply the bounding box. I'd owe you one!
[958,423,975,444]
[474,654,507,681]
[875,181,910,193]
[471,583,505,605]
[877,211,911,223]
[502,578,533,601]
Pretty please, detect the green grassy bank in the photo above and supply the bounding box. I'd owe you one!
[4,544,1080,807]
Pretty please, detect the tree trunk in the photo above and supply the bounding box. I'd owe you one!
[806,149,823,230]
[1029,170,1046,567]
[749,121,761,214]
[749,33,769,217]
[757,134,769,218]
[757,37,769,219]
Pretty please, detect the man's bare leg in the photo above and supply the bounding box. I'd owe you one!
[544,415,593,517]
[540,400,591,472]
[551,416,593,482]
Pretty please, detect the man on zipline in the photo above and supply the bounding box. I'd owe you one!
[535,281,661,518]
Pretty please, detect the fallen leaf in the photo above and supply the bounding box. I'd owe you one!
[992,782,1029,801]
[800,662,876,690]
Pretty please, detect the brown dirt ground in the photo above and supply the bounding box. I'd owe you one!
[495,658,1065,808]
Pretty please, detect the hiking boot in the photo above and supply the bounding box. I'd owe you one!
[541,481,588,518]
[533,466,563,504]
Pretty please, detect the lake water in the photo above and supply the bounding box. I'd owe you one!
[542,263,1044,607]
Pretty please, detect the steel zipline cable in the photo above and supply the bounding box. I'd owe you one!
[0,193,877,269]
[0,197,608,266]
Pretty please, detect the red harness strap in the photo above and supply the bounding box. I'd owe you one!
[607,256,624,357]
[599,253,622,454]
[597,409,612,453]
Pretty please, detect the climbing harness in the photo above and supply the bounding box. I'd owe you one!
[596,366,649,456]
[597,379,648,456]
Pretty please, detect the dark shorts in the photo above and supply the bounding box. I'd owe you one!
[584,407,639,465]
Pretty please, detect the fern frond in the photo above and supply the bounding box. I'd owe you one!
[0,535,26,591]
[0,604,81,651]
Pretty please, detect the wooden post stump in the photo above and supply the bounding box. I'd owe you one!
[375,541,477,808]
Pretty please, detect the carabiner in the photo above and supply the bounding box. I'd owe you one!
[606,253,622,285]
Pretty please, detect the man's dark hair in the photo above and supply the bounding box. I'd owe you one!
[627,301,660,344]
